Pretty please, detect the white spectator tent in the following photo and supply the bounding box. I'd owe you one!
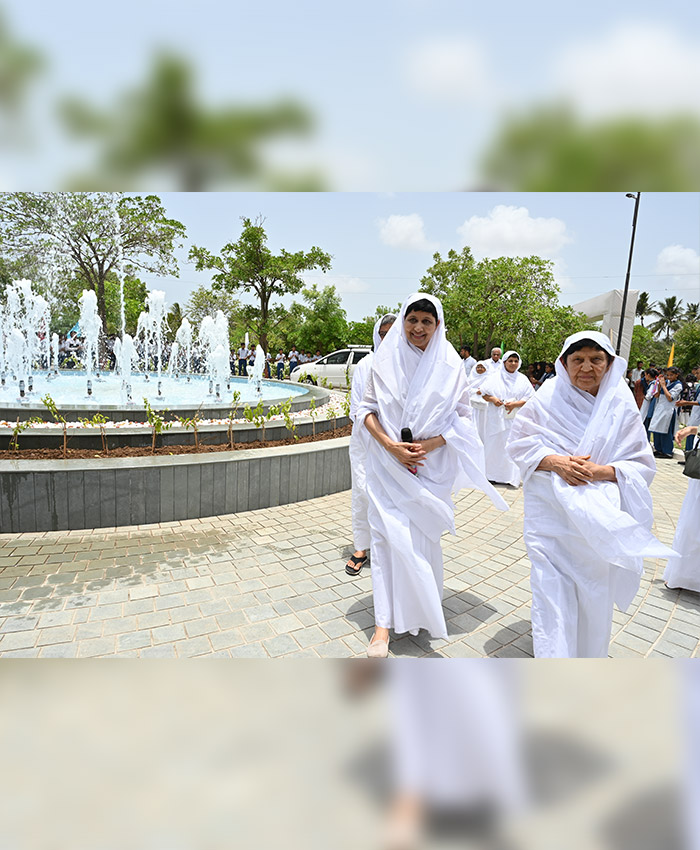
[572,289,639,362]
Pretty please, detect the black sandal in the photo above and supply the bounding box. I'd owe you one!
[345,554,368,576]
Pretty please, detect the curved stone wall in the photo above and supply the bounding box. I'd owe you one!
[0,436,351,533]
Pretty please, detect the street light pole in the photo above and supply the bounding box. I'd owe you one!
[617,192,641,356]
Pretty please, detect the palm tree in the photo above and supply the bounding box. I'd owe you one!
[685,302,699,323]
[650,296,684,340]
[635,291,655,327]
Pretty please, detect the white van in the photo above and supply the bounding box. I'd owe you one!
[290,347,371,388]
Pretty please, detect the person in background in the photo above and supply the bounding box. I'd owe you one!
[236,341,249,376]
[288,345,299,375]
[677,364,700,452]
[345,313,397,577]
[275,349,285,380]
[314,349,322,361]
[459,345,476,378]
[663,423,700,592]
[639,368,659,438]
[536,362,556,388]
[487,347,502,371]
[649,366,684,458]
[630,360,644,384]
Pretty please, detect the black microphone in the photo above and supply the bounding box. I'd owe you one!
[400,427,417,474]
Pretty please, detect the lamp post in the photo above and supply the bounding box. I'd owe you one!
[617,192,641,355]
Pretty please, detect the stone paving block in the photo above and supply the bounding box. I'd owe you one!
[75,622,104,641]
[0,648,40,657]
[137,611,171,630]
[244,603,278,623]
[0,629,39,651]
[270,613,305,635]
[239,621,276,643]
[154,594,185,611]
[39,643,79,658]
[117,631,152,651]
[78,636,117,657]
[123,598,155,616]
[140,644,177,658]
[262,634,300,657]
[210,629,245,651]
[36,625,76,646]
[184,616,219,638]
[199,599,231,617]
[152,623,187,644]
[315,639,353,658]
[229,642,268,658]
[88,603,123,621]
[102,616,139,636]
[176,636,213,657]
[0,615,39,633]
[37,610,73,629]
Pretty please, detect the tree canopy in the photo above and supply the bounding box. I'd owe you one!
[0,192,186,331]
[189,216,332,353]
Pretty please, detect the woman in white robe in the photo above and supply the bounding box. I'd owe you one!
[506,331,674,658]
[466,360,490,446]
[663,425,700,593]
[480,351,535,487]
[346,314,396,576]
[357,294,507,656]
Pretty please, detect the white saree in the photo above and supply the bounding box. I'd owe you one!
[664,435,700,592]
[348,318,386,552]
[357,294,507,640]
[506,331,674,658]
[480,352,534,487]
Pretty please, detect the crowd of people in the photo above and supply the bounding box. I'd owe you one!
[346,293,699,659]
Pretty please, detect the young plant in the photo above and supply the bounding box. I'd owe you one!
[227,390,242,449]
[280,396,297,440]
[326,401,338,433]
[41,393,68,458]
[177,410,202,451]
[9,416,43,452]
[78,412,110,454]
[251,398,266,442]
[308,396,317,438]
[143,398,173,454]
[341,392,351,420]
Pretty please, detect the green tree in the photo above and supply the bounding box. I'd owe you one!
[291,284,348,353]
[0,192,186,332]
[0,12,43,141]
[480,106,700,190]
[635,291,655,327]
[421,250,569,359]
[189,216,332,353]
[346,304,402,347]
[684,302,699,323]
[650,295,684,340]
[674,321,700,374]
[183,284,243,345]
[165,302,183,343]
[628,324,671,369]
[104,274,148,336]
[60,53,323,191]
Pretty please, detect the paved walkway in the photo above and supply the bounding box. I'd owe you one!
[0,449,696,658]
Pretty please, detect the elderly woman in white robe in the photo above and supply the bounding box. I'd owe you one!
[345,313,396,576]
[357,293,507,657]
[663,425,700,593]
[467,360,490,445]
[506,331,674,658]
[480,351,535,487]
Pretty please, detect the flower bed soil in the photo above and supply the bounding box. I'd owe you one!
[2,423,352,460]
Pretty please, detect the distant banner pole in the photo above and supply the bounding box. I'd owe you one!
[617,192,641,355]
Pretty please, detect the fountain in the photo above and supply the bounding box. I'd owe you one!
[0,278,312,423]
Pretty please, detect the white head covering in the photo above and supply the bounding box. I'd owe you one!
[373,313,397,350]
[358,291,507,516]
[480,351,533,432]
[506,330,673,566]
[467,360,491,391]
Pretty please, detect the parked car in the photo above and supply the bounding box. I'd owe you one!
[290,347,371,388]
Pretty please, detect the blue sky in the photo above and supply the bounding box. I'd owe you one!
[133,192,700,321]
[5,1,700,189]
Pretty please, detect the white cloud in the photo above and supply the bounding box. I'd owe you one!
[377,213,438,252]
[655,244,700,277]
[552,24,700,118]
[403,37,494,103]
[457,205,571,260]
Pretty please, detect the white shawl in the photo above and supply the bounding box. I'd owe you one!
[357,292,507,544]
[480,351,534,433]
[506,331,674,569]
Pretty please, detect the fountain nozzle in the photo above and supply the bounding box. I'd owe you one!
[87,380,92,396]
[19,380,25,398]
